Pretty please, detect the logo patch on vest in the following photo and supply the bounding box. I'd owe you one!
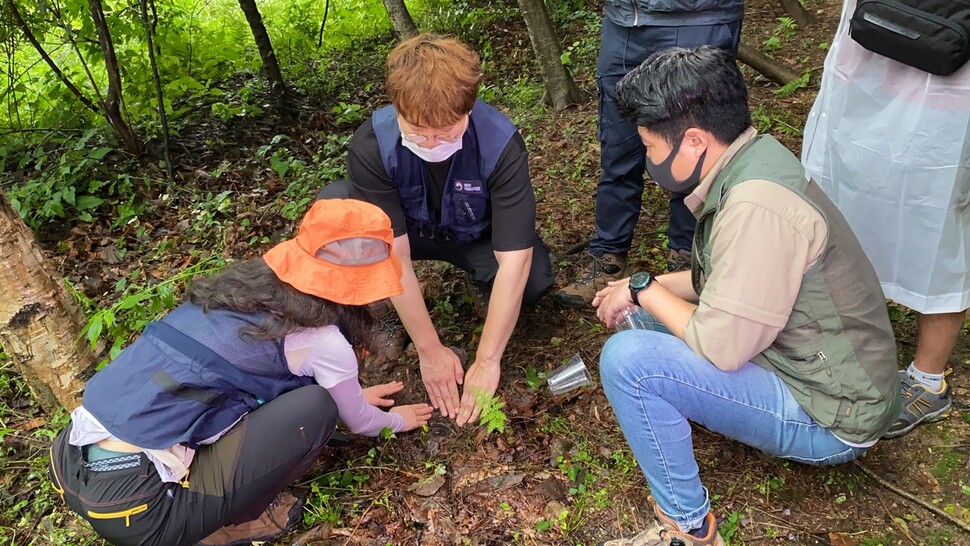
[453,180,482,193]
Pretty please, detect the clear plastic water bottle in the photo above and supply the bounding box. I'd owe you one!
[613,306,659,332]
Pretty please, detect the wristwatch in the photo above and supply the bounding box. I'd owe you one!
[628,271,653,307]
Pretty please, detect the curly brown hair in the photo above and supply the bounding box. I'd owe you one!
[186,258,373,348]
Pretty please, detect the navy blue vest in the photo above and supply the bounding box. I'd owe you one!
[372,100,517,244]
[83,303,313,449]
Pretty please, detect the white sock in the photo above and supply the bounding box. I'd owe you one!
[907,362,944,392]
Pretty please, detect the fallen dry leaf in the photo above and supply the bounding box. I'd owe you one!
[409,474,446,497]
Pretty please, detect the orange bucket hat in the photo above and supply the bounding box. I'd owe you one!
[263,199,404,305]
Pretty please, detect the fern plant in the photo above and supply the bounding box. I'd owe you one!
[472,388,507,434]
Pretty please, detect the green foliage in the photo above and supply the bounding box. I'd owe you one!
[776,16,798,38]
[774,71,811,97]
[763,16,798,53]
[930,451,966,481]
[763,35,782,52]
[472,388,507,434]
[755,475,784,501]
[277,134,349,221]
[75,256,225,367]
[522,366,544,390]
[502,77,546,113]
[860,533,895,546]
[424,0,515,42]
[304,463,371,527]
[331,101,366,126]
[0,358,101,545]
[751,105,803,138]
[0,0,441,149]
[559,40,584,66]
[719,510,742,543]
[6,130,141,230]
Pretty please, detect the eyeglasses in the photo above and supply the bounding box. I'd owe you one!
[402,132,463,144]
[399,115,468,145]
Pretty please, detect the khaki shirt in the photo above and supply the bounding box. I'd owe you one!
[683,129,829,370]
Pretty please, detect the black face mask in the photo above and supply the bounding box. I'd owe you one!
[645,135,707,193]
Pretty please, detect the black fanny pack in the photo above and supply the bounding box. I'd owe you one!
[849,0,970,75]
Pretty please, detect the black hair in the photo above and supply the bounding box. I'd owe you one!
[187,258,373,348]
[615,46,752,146]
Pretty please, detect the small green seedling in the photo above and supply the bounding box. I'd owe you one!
[472,388,507,434]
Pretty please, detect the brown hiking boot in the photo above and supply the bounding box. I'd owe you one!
[667,248,692,272]
[600,507,724,546]
[197,490,305,546]
[367,300,408,363]
[554,251,627,309]
[463,273,492,319]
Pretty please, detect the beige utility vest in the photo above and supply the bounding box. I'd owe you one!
[691,135,901,443]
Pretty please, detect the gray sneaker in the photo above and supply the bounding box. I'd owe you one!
[883,370,952,439]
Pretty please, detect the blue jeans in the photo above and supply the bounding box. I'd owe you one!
[600,329,867,531]
[591,19,742,256]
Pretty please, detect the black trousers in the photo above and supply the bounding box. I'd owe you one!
[49,386,337,546]
[317,180,554,306]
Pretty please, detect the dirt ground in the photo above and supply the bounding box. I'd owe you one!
[6,0,970,544]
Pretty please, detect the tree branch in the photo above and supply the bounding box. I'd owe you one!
[139,0,174,181]
[737,41,800,86]
[778,0,816,27]
[853,460,970,535]
[4,0,101,116]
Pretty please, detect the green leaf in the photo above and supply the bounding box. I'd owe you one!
[88,147,111,160]
[118,293,152,310]
[270,151,290,179]
[76,195,104,210]
[774,71,811,98]
[60,185,76,206]
[85,316,104,348]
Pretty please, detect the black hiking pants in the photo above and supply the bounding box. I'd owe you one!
[49,386,337,546]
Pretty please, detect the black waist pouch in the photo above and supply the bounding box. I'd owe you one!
[849,0,970,75]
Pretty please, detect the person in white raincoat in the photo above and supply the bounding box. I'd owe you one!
[802,0,970,439]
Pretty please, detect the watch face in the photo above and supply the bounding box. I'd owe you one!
[630,272,651,289]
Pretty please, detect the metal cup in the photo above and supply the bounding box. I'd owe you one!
[546,353,593,395]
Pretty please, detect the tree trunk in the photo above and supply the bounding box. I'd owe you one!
[516,0,590,110]
[5,0,101,116]
[237,0,288,102]
[0,191,97,413]
[381,0,418,39]
[737,41,800,85]
[139,0,174,181]
[778,0,816,27]
[87,0,141,155]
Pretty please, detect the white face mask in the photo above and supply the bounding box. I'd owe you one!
[400,133,463,163]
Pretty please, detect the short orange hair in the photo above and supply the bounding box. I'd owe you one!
[386,34,482,128]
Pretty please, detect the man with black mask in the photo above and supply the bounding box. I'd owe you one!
[591,46,900,545]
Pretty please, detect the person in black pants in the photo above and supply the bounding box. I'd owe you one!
[318,34,554,429]
[555,0,743,309]
[49,200,431,546]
